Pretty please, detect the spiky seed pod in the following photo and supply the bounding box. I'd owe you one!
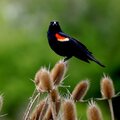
[87,101,103,120]
[100,75,115,99]
[62,99,77,120]
[51,60,67,85]
[72,80,89,101]
[0,95,3,112]
[35,68,53,92]
[30,100,45,120]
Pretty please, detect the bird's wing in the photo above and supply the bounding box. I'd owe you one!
[55,32,70,42]
[57,32,105,67]
[58,32,92,54]
[71,38,92,54]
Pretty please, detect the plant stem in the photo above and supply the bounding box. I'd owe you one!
[49,94,57,120]
[24,92,40,120]
[108,99,114,120]
[39,97,49,120]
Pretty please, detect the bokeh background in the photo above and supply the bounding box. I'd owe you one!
[0,0,120,120]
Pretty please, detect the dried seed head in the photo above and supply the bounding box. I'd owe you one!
[87,101,103,120]
[51,60,67,85]
[62,99,77,120]
[35,68,53,92]
[0,95,3,112]
[100,75,115,99]
[72,80,89,101]
[30,100,45,120]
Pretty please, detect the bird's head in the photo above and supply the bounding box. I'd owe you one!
[48,21,62,33]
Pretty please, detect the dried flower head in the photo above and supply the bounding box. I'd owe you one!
[35,68,53,92]
[0,95,3,112]
[100,75,115,99]
[72,80,89,101]
[51,60,67,85]
[87,101,103,120]
[62,99,77,120]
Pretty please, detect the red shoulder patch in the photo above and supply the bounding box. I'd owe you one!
[55,33,69,42]
[55,33,66,39]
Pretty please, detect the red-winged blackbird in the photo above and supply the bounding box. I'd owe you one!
[47,21,105,67]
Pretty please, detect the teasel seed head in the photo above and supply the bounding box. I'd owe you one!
[62,99,77,120]
[35,68,53,92]
[72,80,89,101]
[51,60,67,85]
[100,75,115,99]
[0,95,3,112]
[87,100,103,120]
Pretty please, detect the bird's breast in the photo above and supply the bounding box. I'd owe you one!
[47,32,73,56]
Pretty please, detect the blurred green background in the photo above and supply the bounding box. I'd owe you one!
[0,0,120,119]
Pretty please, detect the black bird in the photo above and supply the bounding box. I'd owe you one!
[47,21,105,67]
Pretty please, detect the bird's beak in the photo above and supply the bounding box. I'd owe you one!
[53,21,57,26]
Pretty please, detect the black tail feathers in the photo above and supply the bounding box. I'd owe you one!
[88,55,105,67]
[93,59,105,67]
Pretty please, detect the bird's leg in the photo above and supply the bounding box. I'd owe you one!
[64,56,72,62]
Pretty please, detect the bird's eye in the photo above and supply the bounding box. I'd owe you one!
[50,21,53,25]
